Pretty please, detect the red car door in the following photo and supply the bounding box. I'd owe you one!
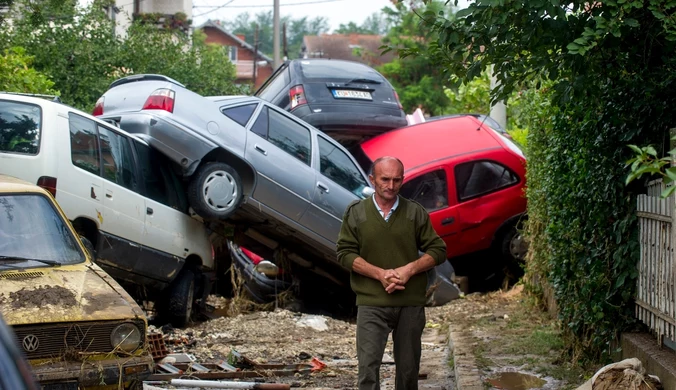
[400,166,460,259]
[451,157,523,256]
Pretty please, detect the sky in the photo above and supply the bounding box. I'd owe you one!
[191,0,470,32]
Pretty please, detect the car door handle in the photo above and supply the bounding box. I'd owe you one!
[105,190,113,199]
[146,207,153,215]
[317,182,329,193]
[254,144,267,156]
[441,217,455,226]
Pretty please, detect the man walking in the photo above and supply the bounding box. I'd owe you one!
[337,156,447,390]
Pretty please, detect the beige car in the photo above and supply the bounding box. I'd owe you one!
[0,174,153,389]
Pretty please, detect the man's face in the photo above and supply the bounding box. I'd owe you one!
[369,159,404,201]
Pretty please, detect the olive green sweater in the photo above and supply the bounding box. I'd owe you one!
[336,196,447,307]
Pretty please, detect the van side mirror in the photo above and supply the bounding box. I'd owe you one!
[362,187,375,198]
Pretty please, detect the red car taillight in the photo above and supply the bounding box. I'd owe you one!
[393,89,403,110]
[92,96,104,116]
[142,88,175,113]
[37,176,57,197]
[289,85,307,110]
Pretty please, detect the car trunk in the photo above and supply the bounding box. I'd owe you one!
[301,79,402,116]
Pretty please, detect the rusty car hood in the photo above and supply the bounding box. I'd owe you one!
[0,262,145,326]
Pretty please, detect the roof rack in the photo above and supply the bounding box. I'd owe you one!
[0,91,61,102]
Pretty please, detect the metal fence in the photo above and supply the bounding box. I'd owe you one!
[636,179,676,344]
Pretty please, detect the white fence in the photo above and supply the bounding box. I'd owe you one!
[636,179,676,344]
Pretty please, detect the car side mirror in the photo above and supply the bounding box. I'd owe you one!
[362,187,375,198]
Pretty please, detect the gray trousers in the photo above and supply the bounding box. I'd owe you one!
[356,306,426,390]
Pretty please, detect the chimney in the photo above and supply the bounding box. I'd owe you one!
[236,34,246,42]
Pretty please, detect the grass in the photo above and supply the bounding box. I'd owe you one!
[458,286,594,388]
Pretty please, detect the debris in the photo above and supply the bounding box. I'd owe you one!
[574,358,662,390]
[298,352,311,360]
[296,314,329,331]
[310,357,327,372]
[216,360,237,372]
[382,353,395,364]
[147,332,168,360]
[156,363,182,374]
[170,379,291,389]
[165,353,196,363]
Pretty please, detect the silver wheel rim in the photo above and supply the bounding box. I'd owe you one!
[509,233,528,261]
[202,170,238,212]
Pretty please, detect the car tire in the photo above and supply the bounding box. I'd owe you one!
[498,223,528,280]
[188,162,243,220]
[166,269,195,328]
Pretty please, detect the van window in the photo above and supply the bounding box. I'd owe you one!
[98,126,137,191]
[455,161,518,201]
[69,114,100,175]
[400,169,448,211]
[134,142,186,212]
[0,100,41,155]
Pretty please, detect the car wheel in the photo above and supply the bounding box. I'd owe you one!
[188,162,243,220]
[499,224,528,280]
[166,269,195,328]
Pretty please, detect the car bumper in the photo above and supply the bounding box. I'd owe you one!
[294,110,408,135]
[32,354,153,388]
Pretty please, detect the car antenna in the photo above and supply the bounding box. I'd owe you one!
[477,113,489,131]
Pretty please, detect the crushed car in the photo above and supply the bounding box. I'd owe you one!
[0,174,153,389]
[95,74,459,308]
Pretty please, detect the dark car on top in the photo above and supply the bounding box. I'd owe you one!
[254,58,408,146]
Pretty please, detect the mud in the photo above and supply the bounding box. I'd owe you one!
[9,285,77,308]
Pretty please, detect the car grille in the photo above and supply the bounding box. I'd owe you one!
[13,319,145,360]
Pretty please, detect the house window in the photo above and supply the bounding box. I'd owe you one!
[229,46,237,62]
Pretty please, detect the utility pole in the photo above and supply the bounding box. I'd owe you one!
[282,22,288,61]
[489,64,507,130]
[273,0,281,68]
[253,24,259,88]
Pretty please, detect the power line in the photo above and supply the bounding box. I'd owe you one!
[193,0,347,9]
[192,0,236,18]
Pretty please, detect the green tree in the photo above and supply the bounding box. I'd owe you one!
[417,0,676,362]
[378,1,455,116]
[225,11,329,59]
[0,47,58,95]
[334,13,390,35]
[3,0,238,111]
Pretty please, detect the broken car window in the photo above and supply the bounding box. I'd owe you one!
[0,100,41,155]
[0,194,85,266]
[400,169,449,211]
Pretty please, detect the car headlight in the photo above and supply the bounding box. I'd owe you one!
[110,323,142,353]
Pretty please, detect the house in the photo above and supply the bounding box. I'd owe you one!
[198,20,274,90]
[113,0,193,38]
[300,34,396,67]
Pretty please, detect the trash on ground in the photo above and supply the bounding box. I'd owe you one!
[574,357,662,390]
[296,314,329,331]
[170,378,291,389]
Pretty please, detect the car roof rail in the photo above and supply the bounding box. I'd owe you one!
[0,91,62,102]
[109,74,185,90]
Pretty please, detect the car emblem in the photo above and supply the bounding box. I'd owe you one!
[22,334,39,352]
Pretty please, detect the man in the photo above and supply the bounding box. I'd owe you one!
[336,156,447,390]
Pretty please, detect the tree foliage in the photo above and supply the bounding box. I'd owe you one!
[225,11,330,59]
[415,0,676,362]
[0,47,57,95]
[1,0,238,111]
[334,13,391,35]
[378,1,455,116]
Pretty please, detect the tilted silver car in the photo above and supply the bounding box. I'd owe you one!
[95,74,375,285]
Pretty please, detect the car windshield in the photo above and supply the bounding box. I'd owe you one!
[0,194,85,267]
[300,61,384,81]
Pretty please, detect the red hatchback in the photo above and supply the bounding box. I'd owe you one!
[351,115,527,274]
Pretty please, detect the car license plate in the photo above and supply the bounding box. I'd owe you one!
[332,90,372,100]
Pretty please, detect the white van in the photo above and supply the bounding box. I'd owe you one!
[0,93,214,326]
